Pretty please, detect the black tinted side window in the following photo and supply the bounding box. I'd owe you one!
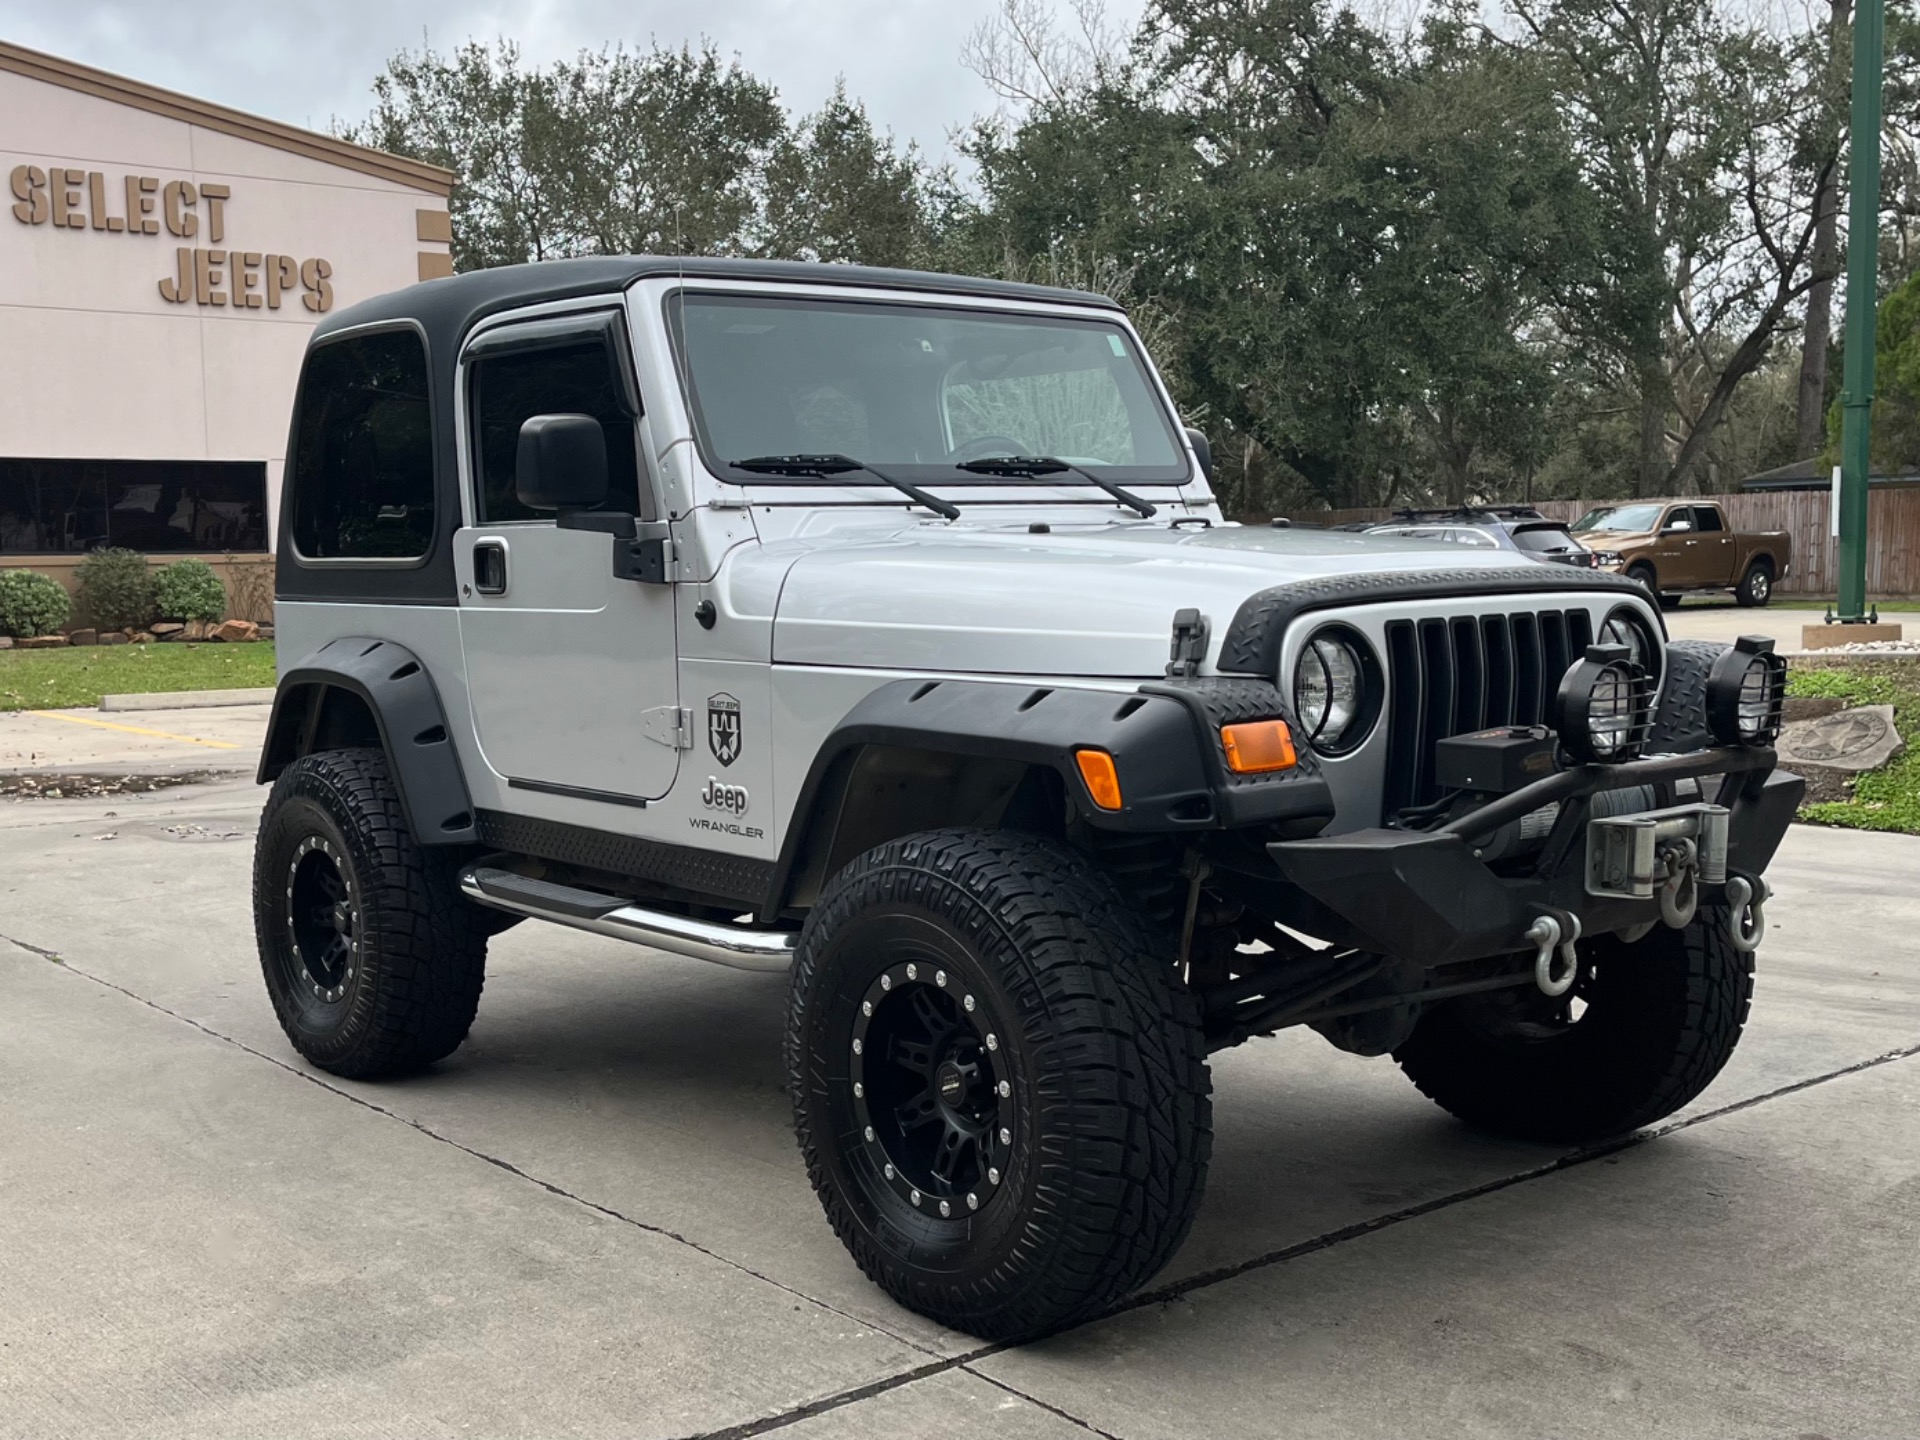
[1692,505,1724,532]
[289,330,434,560]
[470,341,641,523]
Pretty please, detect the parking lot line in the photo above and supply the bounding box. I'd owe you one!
[25,710,243,751]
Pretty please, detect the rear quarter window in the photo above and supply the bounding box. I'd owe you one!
[289,329,435,560]
[1513,525,1576,553]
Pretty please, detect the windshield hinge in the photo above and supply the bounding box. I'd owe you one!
[641,705,693,750]
[1166,608,1211,679]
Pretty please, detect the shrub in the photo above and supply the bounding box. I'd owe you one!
[0,569,72,637]
[152,558,227,623]
[74,547,156,631]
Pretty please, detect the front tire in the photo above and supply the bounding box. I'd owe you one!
[1393,911,1751,1143]
[253,748,488,1079]
[787,830,1211,1340]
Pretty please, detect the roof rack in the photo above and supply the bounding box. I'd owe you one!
[1388,505,1547,523]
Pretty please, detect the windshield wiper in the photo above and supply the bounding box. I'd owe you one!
[727,454,961,520]
[953,455,1157,518]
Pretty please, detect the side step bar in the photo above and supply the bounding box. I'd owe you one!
[458,865,796,974]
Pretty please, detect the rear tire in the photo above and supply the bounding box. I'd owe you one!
[253,748,488,1079]
[1392,911,1751,1143]
[1735,559,1774,607]
[787,829,1211,1341]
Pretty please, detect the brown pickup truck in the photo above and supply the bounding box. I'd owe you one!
[1569,500,1791,608]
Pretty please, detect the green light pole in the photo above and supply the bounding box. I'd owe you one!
[1836,0,1885,624]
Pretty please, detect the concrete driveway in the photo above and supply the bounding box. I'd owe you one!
[2,716,1918,1437]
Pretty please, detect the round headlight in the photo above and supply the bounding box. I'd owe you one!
[1293,628,1379,754]
[1599,607,1660,684]
[1707,637,1785,745]
[1551,643,1652,764]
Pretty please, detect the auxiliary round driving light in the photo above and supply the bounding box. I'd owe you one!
[1706,635,1786,746]
[1551,642,1653,764]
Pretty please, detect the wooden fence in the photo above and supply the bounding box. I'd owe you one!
[1267,489,1920,597]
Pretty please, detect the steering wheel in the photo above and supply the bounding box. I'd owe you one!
[949,434,1029,463]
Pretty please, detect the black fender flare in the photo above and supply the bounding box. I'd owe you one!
[761,676,1332,920]
[257,637,477,845]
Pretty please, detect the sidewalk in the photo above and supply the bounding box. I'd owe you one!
[0,702,269,773]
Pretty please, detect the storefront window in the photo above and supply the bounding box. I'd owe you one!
[0,458,267,554]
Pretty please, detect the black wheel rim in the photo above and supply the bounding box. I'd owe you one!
[284,834,359,1005]
[850,960,1013,1219]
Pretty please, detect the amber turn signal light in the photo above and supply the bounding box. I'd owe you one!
[1074,749,1124,810]
[1220,720,1297,774]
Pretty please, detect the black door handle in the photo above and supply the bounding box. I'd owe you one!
[474,539,508,595]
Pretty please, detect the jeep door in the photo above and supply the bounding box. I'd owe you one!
[452,308,680,803]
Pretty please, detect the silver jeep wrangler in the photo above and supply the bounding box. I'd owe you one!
[254,257,1802,1340]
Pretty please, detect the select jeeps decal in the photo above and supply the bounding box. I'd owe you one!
[691,777,763,839]
[707,692,741,767]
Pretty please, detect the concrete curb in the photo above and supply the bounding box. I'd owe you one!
[99,688,275,712]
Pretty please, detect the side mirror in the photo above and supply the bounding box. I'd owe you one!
[517,413,609,512]
[1184,426,1213,483]
[1666,518,1692,533]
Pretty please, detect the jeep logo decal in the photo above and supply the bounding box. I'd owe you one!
[707,693,741,767]
[701,777,749,815]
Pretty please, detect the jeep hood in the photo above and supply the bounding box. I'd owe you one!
[763,521,1538,677]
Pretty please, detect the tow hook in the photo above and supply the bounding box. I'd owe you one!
[1657,837,1700,930]
[1525,912,1582,996]
[1724,873,1770,953]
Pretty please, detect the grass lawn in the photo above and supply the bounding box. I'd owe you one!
[1788,663,1920,835]
[0,643,277,712]
[1775,596,1920,613]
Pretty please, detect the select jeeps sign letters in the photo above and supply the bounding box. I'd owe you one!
[9,163,333,312]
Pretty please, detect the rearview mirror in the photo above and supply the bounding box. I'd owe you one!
[1184,426,1213,482]
[516,413,608,512]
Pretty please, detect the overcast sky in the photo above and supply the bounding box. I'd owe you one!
[3,0,1133,167]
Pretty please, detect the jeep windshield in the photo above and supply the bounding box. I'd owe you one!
[1571,503,1664,533]
[667,292,1191,495]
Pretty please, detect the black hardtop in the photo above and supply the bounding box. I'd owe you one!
[314,255,1122,355]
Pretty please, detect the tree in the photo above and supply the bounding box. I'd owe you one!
[1827,266,1920,466]
[958,0,1595,512]
[1504,0,1842,495]
[761,85,938,266]
[342,40,935,270]
[1797,0,1852,459]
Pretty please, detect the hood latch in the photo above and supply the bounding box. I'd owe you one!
[1166,608,1211,678]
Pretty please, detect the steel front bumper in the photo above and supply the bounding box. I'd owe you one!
[1264,747,1803,966]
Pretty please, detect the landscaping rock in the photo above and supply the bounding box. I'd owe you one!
[1778,705,1904,772]
[151,622,185,637]
[0,636,11,650]
[130,632,157,646]
[257,624,275,641]
[98,631,129,646]
[66,628,97,646]
[211,619,259,643]
[17,634,68,648]
[183,620,210,641]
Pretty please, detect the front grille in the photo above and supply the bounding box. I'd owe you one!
[1381,608,1597,815]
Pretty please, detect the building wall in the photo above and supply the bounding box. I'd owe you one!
[0,61,451,549]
